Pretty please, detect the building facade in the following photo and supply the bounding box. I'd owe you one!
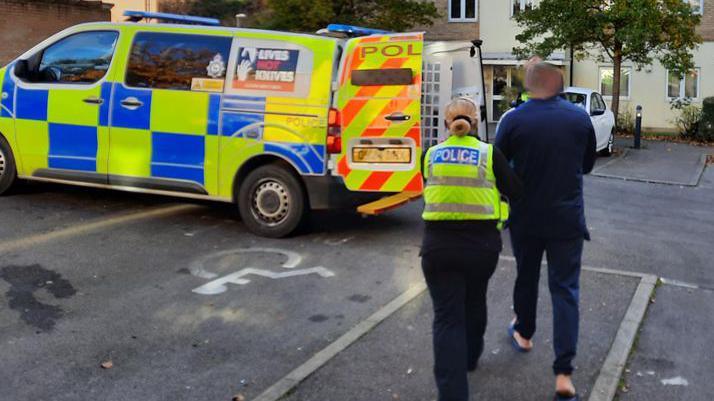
[0,0,111,65]
[102,0,159,22]
[426,0,714,131]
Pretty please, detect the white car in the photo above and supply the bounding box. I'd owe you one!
[495,87,615,156]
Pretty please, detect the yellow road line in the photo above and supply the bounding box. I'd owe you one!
[0,204,201,254]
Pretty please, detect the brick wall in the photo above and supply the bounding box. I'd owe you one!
[699,0,714,41]
[0,0,111,65]
[421,0,479,41]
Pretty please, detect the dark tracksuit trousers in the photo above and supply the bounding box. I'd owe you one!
[511,226,583,375]
[422,248,499,401]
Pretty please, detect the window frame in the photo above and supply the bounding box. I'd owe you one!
[510,0,534,17]
[686,0,703,15]
[123,30,234,93]
[598,66,632,100]
[15,29,120,88]
[666,68,701,100]
[448,0,479,22]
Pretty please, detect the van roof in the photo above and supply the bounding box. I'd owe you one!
[68,21,342,42]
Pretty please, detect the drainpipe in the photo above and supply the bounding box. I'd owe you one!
[569,47,574,87]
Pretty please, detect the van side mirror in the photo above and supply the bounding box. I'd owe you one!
[14,59,30,80]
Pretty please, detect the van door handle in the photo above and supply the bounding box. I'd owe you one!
[83,97,104,105]
[385,112,411,122]
[120,97,143,110]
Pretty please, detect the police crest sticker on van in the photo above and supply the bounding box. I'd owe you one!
[233,47,299,92]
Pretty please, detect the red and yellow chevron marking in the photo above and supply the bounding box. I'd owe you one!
[335,33,424,193]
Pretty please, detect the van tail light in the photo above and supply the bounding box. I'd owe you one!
[327,108,342,154]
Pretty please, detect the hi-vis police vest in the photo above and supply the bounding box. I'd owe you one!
[422,135,508,225]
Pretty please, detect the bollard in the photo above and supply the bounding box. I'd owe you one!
[634,105,642,149]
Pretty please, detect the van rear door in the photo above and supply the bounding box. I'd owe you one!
[334,33,424,193]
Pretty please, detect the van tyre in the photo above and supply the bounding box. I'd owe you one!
[0,135,17,195]
[238,164,307,238]
[600,130,614,157]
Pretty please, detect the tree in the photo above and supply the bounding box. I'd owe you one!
[160,0,250,26]
[512,0,701,123]
[261,0,440,32]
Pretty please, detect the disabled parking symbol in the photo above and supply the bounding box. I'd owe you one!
[189,248,335,295]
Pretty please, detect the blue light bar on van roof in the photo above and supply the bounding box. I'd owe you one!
[326,24,390,36]
[124,10,221,26]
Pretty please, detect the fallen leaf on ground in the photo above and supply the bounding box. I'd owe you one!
[232,394,245,401]
[100,360,113,369]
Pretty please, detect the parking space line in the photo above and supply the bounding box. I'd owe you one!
[252,256,659,401]
[252,282,428,401]
[0,204,201,254]
[588,273,658,401]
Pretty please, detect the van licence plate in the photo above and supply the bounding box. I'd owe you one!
[352,147,412,164]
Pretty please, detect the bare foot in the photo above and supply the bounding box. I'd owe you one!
[510,318,533,351]
[555,374,576,397]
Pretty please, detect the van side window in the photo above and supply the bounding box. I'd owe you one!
[38,31,119,84]
[125,32,232,91]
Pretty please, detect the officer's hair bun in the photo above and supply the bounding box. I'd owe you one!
[449,119,472,137]
[445,98,478,137]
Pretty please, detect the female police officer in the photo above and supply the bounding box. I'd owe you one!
[421,98,522,401]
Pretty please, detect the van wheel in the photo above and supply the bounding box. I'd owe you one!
[600,130,614,157]
[0,135,17,195]
[237,164,307,238]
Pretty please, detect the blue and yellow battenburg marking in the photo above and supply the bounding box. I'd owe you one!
[0,21,422,201]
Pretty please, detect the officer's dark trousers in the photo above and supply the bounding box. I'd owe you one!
[510,227,583,375]
[421,249,499,401]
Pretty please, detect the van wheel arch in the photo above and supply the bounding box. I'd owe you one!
[233,155,308,207]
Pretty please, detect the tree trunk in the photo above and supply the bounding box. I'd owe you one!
[611,42,623,131]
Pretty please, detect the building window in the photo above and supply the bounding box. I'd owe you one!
[685,0,703,14]
[449,0,478,21]
[667,69,700,99]
[599,67,632,98]
[511,0,533,16]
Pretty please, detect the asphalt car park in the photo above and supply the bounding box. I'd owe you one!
[1,142,713,401]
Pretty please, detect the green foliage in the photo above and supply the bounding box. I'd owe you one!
[669,97,694,111]
[160,0,249,25]
[699,97,714,142]
[260,0,440,32]
[513,0,702,122]
[617,107,635,135]
[672,104,702,139]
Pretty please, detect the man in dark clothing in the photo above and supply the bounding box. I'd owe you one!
[495,62,597,401]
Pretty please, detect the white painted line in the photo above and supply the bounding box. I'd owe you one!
[659,277,699,290]
[587,273,658,401]
[500,255,650,279]
[251,282,428,401]
[192,266,335,295]
[0,204,200,254]
[251,256,657,401]
[190,248,303,280]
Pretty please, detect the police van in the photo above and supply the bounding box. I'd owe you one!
[0,11,485,237]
